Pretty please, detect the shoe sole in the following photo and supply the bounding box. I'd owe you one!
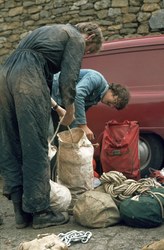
[16,223,29,229]
[32,213,69,229]
[33,219,69,229]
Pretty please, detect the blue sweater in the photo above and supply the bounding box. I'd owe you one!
[52,69,110,126]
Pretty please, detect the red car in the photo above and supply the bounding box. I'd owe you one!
[82,35,164,177]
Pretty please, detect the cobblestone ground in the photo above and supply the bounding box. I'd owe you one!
[0,177,164,250]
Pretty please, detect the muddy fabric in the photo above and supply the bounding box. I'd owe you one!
[0,24,85,213]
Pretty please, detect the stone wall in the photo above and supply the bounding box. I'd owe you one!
[1,0,164,64]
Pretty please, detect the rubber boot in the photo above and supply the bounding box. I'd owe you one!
[33,208,69,229]
[12,202,32,229]
[11,191,32,229]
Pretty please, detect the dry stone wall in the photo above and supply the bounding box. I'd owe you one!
[0,0,164,64]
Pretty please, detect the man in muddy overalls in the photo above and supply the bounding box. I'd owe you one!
[0,22,103,229]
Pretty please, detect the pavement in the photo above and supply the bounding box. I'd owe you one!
[0,176,164,250]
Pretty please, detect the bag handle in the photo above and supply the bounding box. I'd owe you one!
[49,118,73,145]
[49,118,65,144]
[67,126,74,143]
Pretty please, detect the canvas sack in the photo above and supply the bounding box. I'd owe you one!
[57,128,94,210]
[141,239,164,250]
[50,180,72,212]
[18,233,68,250]
[119,187,164,228]
[73,190,120,228]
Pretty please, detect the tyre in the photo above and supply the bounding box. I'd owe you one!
[139,134,164,177]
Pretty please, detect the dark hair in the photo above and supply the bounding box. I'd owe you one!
[75,22,104,52]
[110,83,130,110]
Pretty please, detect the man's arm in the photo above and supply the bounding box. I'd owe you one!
[74,71,101,125]
[58,32,85,126]
[74,70,101,140]
[59,34,85,108]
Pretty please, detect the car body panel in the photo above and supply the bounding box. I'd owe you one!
[82,35,164,141]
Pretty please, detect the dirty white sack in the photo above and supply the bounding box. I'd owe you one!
[18,233,68,250]
[50,180,72,212]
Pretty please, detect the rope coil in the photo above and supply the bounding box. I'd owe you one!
[100,171,162,202]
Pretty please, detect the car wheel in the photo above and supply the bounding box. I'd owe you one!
[139,134,164,177]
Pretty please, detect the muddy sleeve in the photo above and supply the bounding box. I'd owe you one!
[59,37,85,107]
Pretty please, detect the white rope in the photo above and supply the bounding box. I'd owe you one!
[49,119,74,145]
[49,118,64,144]
[100,171,162,202]
[67,125,74,143]
[147,191,164,219]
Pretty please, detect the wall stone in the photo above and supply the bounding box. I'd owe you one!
[0,0,164,64]
[149,9,164,29]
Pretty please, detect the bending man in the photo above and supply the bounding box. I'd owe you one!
[0,23,103,229]
[51,69,130,141]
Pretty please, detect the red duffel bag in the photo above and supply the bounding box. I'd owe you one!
[99,120,140,180]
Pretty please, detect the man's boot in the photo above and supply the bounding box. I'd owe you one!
[33,208,69,229]
[12,202,32,229]
[11,191,32,229]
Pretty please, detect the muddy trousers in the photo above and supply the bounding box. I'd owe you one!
[0,86,51,213]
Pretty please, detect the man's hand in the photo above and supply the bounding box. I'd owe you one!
[51,97,66,118]
[61,103,75,126]
[78,124,95,141]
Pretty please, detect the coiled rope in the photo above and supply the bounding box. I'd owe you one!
[100,171,162,202]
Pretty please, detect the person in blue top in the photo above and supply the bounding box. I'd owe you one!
[51,69,130,141]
